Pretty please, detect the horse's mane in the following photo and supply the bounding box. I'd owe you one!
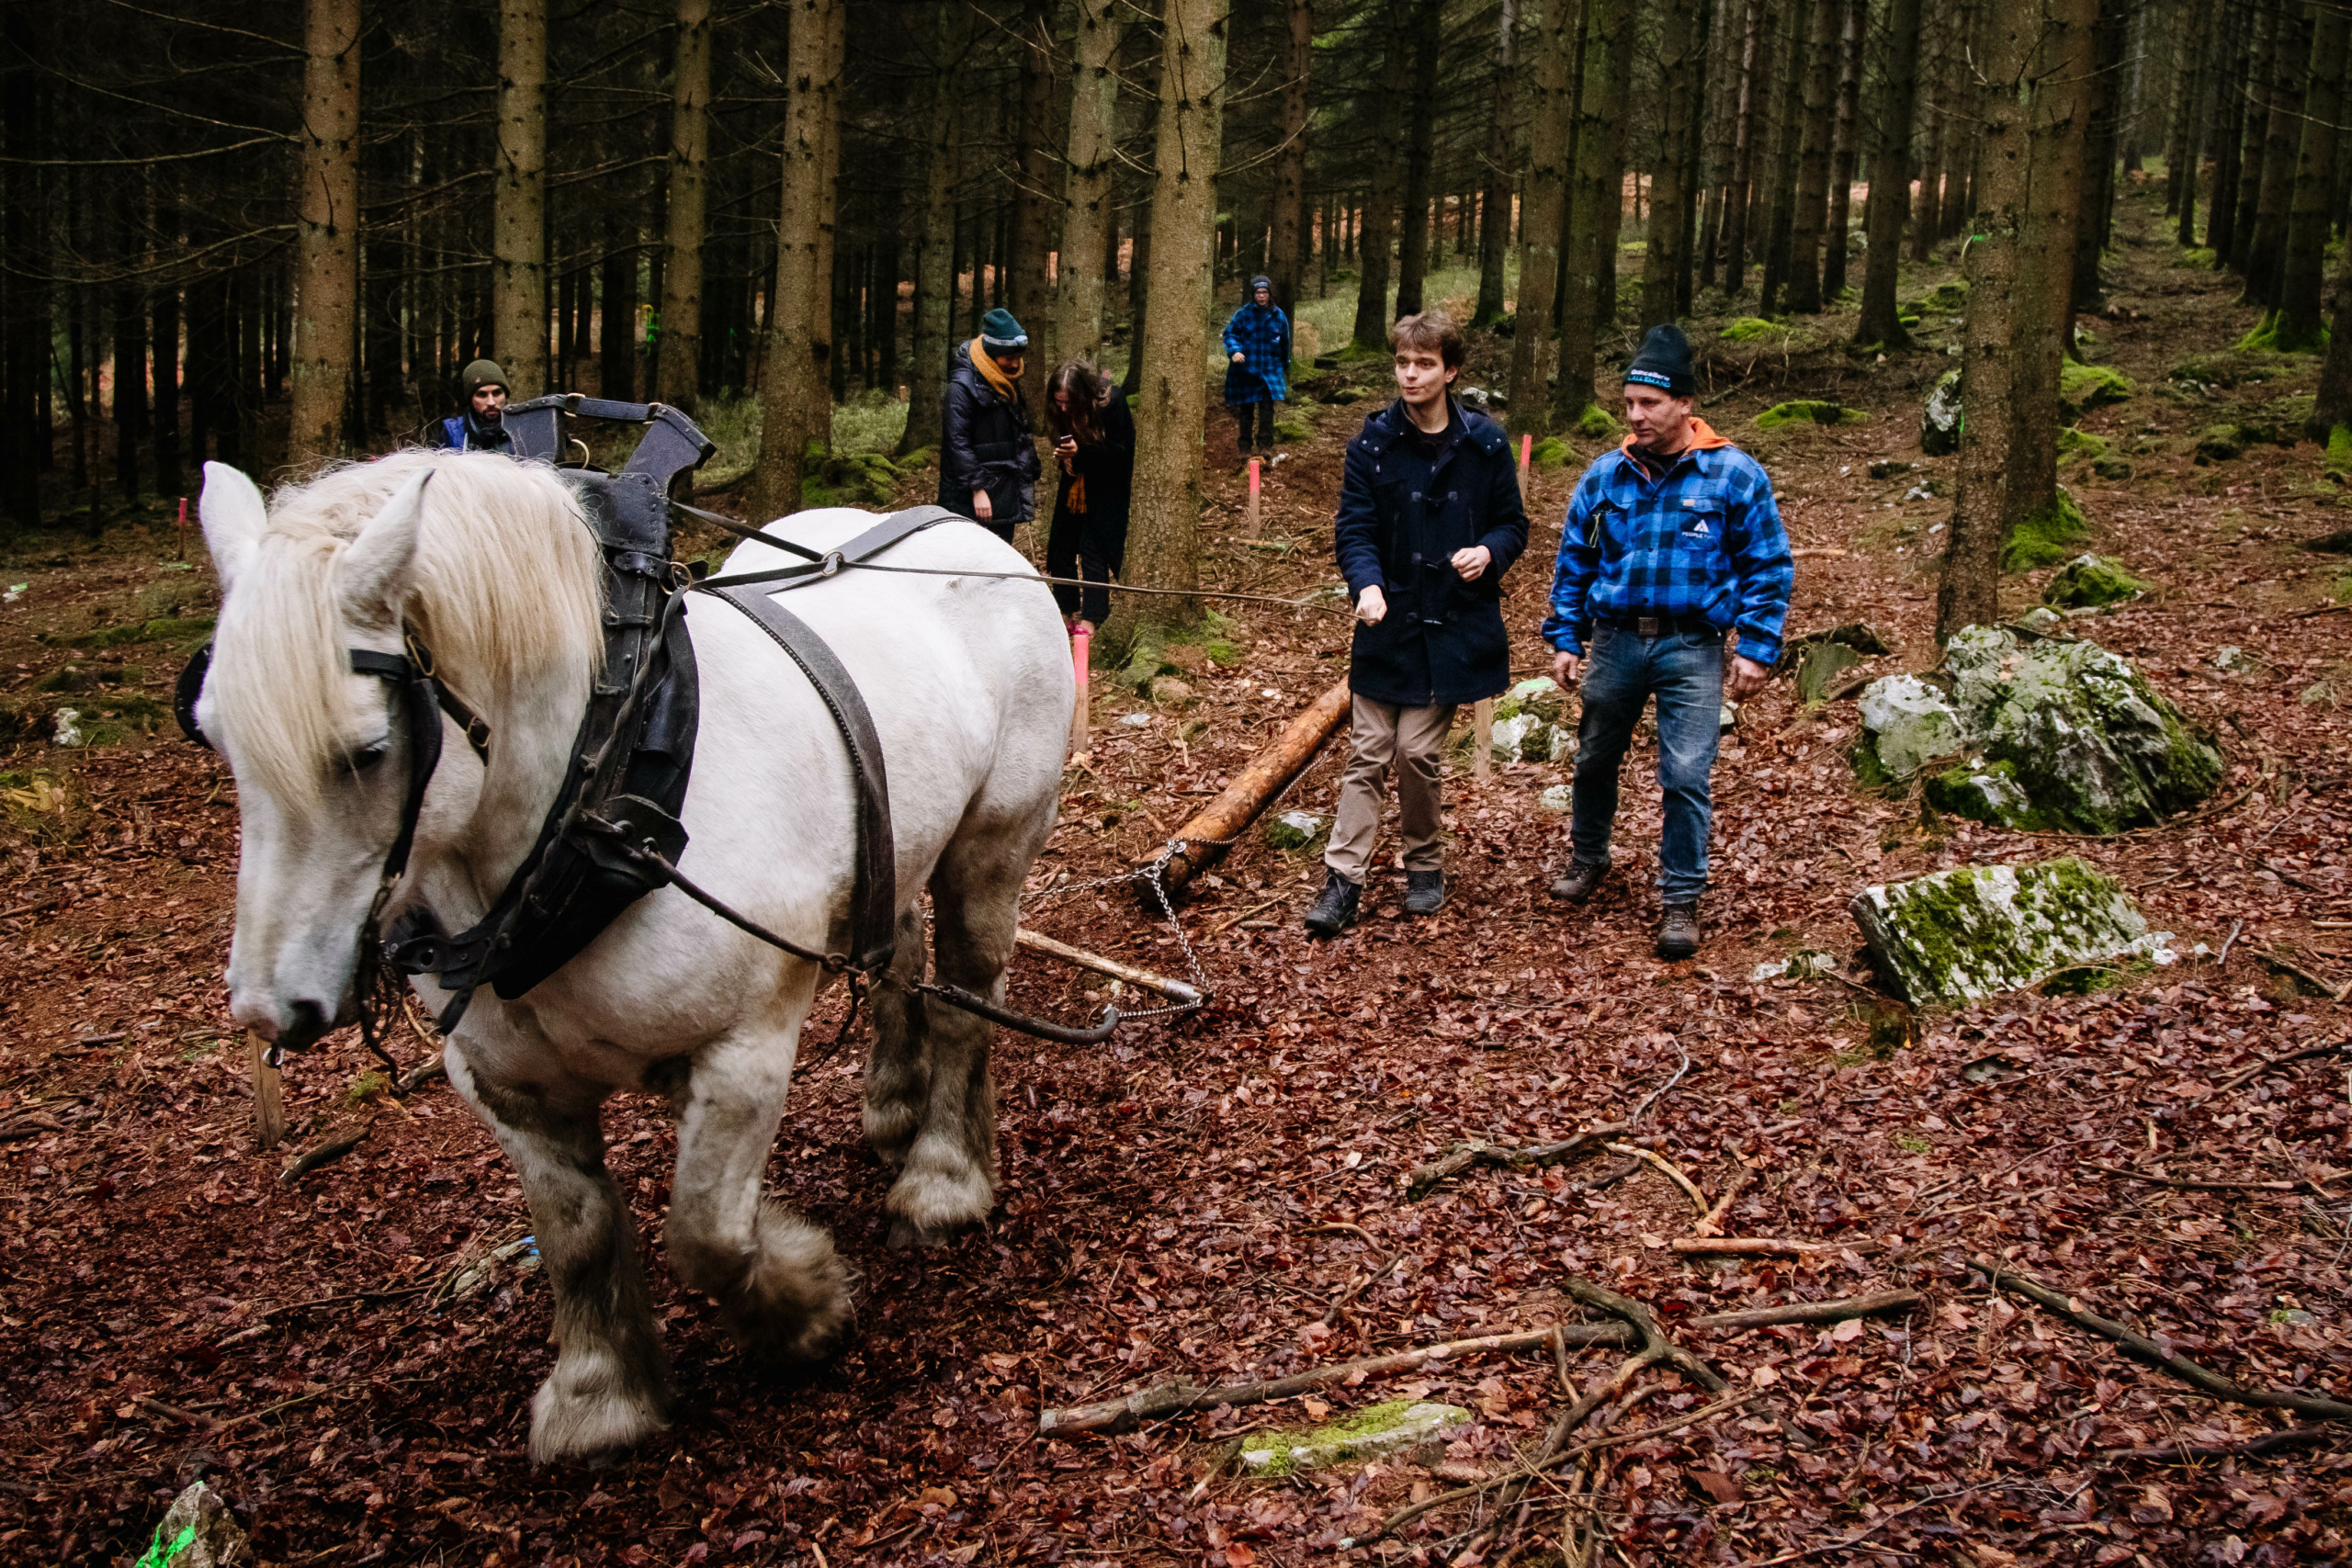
[210,448,605,808]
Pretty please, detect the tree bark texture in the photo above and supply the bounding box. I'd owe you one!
[2207,21,2246,256]
[2067,0,2126,327]
[2245,2,2307,307]
[2173,0,2216,245]
[1938,0,2039,645]
[1269,0,1313,317]
[654,0,712,409]
[2280,0,2348,347]
[1555,0,1634,425]
[1012,0,1056,421]
[2230,6,2274,276]
[1724,0,1772,287]
[492,0,548,397]
[1476,0,1520,326]
[1644,0,1703,326]
[1782,0,1838,310]
[1109,0,1225,646]
[1859,0,1923,344]
[1395,0,1445,318]
[1057,0,1124,366]
[1821,0,1864,299]
[1509,0,1578,434]
[1351,0,1412,348]
[287,0,361,470]
[1758,0,1808,307]
[2009,0,2096,528]
[752,0,843,521]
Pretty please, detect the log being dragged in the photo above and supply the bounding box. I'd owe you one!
[1037,1291,1923,1437]
[1014,927,1204,1005]
[1146,675,1352,902]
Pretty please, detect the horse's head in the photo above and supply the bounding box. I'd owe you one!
[198,460,442,1051]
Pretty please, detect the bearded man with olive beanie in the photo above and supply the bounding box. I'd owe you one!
[428,359,515,454]
[938,308,1042,542]
[1543,324,1792,960]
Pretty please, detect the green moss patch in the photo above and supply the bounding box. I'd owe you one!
[2235,310,2329,355]
[2057,362,2135,423]
[1569,403,1623,442]
[2042,554,2150,608]
[2056,427,2109,463]
[2003,487,2091,571]
[1755,400,1864,431]
[1530,435,1575,470]
[800,449,901,509]
[1849,856,2175,1005]
[44,615,216,651]
[1235,1400,1472,1477]
[1721,316,1792,343]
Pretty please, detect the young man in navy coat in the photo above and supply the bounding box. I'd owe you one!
[1305,311,1529,936]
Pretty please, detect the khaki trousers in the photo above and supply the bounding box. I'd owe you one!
[1324,696,1457,884]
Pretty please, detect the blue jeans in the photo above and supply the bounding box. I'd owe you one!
[1569,626,1724,901]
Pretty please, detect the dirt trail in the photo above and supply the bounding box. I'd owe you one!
[1,181,2347,1564]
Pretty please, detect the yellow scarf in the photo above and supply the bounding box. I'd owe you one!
[968,337,1018,400]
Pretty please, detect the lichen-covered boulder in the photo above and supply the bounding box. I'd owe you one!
[137,1483,254,1568]
[2042,554,2150,608]
[1264,810,1325,850]
[1855,628,2223,831]
[1237,1401,1472,1476]
[1496,674,1567,725]
[1849,857,2176,1005]
[1921,370,1962,456]
[2057,362,2134,423]
[1756,400,1863,431]
[1487,711,1552,762]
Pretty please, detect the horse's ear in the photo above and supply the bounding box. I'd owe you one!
[198,462,267,593]
[336,469,435,627]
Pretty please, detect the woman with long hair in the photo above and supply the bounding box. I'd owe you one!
[1043,362,1136,632]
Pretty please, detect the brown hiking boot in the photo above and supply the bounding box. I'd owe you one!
[1657,900,1702,961]
[1548,860,1609,904]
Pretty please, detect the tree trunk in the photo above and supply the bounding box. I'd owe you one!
[601,220,637,401]
[1645,0,1703,325]
[905,18,964,455]
[2164,0,2199,214]
[1939,0,2041,643]
[1057,0,1124,365]
[1782,0,1838,310]
[1724,0,1772,288]
[752,0,843,521]
[1270,0,1312,317]
[1121,193,1151,397]
[1760,0,1815,310]
[1696,0,1742,291]
[1821,0,1864,299]
[1107,0,1225,647]
[2174,0,2215,245]
[1352,1,1412,348]
[492,0,548,396]
[287,0,361,469]
[1912,28,1947,259]
[1555,0,1634,425]
[112,257,146,502]
[1509,0,1577,434]
[2009,0,2097,526]
[2067,0,2126,330]
[1394,0,1445,319]
[654,0,712,409]
[2244,2,2305,306]
[2280,0,2347,349]
[2207,21,2245,255]
[1858,0,1922,344]
[1011,0,1056,417]
[1475,1,1519,325]
[2229,6,2273,276]
[153,279,181,499]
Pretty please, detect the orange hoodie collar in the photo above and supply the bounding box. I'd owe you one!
[1619,416,1732,459]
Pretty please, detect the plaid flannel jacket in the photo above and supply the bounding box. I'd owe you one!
[1221,304,1290,405]
[1542,441,1794,666]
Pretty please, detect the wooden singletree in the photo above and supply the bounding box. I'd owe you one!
[1108,0,1227,646]
[287,0,360,469]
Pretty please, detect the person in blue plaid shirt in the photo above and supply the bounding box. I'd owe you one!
[1223,276,1290,458]
[1542,324,1793,960]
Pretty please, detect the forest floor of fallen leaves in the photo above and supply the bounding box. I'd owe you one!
[3,179,2350,1567]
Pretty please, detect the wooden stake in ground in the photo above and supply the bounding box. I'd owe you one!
[247,1032,286,1151]
[1472,698,1495,780]
[1151,674,1351,898]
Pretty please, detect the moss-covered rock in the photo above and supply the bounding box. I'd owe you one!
[2091,457,2134,480]
[800,449,901,509]
[2327,425,2352,479]
[1274,419,1312,443]
[1236,1401,1472,1476]
[1855,627,2223,832]
[1720,316,1792,343]
[1756,400,1863,431]
[1494,674,1567,725]
[1263,810,1326,851]
[2193,420,2291,463]
[2002,487,2091,571]
[1570,403,1623,442]
[2042,553,2150,608]
[1530,435,1575,470]
[1849,856,2175,1005]
[1920,369,1963,456]
[2056,427,2109,463]
[2057,362,2134,423]
[1794,638,1865,702]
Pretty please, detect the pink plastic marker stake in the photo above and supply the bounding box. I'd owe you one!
[1519,433,1532,479]
[1069,623,1092,756]
[1245,457,1262,537]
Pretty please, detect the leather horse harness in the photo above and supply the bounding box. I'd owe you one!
[176,395,1123,1065]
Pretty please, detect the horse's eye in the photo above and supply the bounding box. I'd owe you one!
[347,742,390,774]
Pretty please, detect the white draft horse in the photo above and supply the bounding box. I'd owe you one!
[195,450,1070,1463]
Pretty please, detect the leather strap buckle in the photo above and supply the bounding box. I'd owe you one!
[1636,615,1661,637]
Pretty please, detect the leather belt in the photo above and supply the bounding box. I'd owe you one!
[1606,614,1718,639]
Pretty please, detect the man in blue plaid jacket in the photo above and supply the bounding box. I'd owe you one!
[1223,276,1291,457]
[1541,324,1793,960]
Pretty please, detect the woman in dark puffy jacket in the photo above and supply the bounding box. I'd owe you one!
[934,308,1041,542]
[1042,363,1135,631]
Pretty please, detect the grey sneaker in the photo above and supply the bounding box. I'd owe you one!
[1549,860,1609,903]
[1404,869,1446,915]
[1303,871,1362,937]
[1657,900,1702,960]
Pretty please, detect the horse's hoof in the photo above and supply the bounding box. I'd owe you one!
[887,1215,952,1251]
[527,1374,669,1469]
[719,1209,854,1364]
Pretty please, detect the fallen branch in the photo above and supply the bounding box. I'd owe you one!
[1693,1165,1754,1238]
[1565,1276,1729,1393]
[1038,1292,1919,1436]
[2255,945,2352,1002]
[1969,1256,2352,1424]
[1405,1123,1629,1201]
[1604,1143,1710,1218]
[277,1122,372,1185]
[1013,927,1204,1005]
[2077,1162,2333,1197]
[133,1394,218,1430]
[2214,1036,2350,1097]
[1668,1236,1860,1258]
[2096,1427,2339,1463]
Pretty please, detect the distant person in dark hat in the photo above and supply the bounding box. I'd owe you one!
[1223,275,1291,460]
[1043,362,1135,634]
[1542,323,1794,961]
[428,359,515,454]
[937,308,1041,542]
